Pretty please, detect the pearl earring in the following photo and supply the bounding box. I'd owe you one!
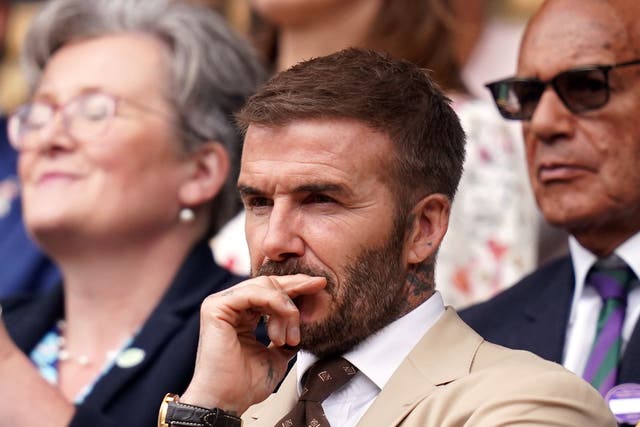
[179,208,195,223]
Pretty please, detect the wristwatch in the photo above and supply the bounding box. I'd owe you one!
[158,393,242,427]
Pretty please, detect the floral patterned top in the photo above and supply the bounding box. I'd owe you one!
[436,97,538,308]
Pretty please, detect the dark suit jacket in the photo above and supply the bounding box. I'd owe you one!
[460,255,640,387]
[1,242,258,427]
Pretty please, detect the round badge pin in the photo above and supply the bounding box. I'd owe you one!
[605,383,640,425]
[115,348,146,369]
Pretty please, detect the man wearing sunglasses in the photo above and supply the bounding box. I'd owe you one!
[461,0,640,422]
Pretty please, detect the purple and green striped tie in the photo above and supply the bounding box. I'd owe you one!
[582,255,634,396]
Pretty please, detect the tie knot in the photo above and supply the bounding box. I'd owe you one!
[300,357,358,402]
[588,255,634,301]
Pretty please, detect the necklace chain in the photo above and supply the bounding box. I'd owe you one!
[56,320,120,367]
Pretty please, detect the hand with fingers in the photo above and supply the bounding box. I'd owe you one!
[180,274,327,415]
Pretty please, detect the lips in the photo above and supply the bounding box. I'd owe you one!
[294,295,311,321]
[36,171,81,185]
[294,292,330,324]
[537,162,593,183]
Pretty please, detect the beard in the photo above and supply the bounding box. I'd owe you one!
[256,214,409,358]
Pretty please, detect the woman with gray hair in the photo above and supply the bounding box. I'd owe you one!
[0,0,264,426]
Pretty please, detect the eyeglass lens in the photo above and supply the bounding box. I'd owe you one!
[68,94,116,139]
[9,92,117,149]
[488,67,610,120]
[553,68,609,112]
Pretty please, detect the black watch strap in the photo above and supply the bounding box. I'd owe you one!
[166,400,241,427]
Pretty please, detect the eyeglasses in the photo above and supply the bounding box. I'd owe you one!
[485,58,640,120]
[8,91,174,150]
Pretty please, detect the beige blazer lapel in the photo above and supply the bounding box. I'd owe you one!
[243,367,299,426]
[244,308,484,426]
[356,307,483,426]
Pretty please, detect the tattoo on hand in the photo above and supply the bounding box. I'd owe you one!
[264,360,278,389]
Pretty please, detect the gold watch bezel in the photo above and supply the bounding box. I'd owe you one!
[158,393,180,427]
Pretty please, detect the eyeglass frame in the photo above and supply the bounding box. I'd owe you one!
[485,58,640,120]
[7,90,206,151]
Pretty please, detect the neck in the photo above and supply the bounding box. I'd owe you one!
[570,220,640,258]
[56,231,198,346]
[42,224,205,401]
[275,0,382,71]
[573,233,630,258]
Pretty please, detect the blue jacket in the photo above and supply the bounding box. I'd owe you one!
[2,242,259,427]
[0,116,60,296]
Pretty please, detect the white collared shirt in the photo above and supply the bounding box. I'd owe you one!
[295,292,445,427]
[563,233,640,375]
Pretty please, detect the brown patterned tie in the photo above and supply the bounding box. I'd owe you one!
[275,357,358,427]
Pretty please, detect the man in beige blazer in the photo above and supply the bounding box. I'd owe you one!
[244,308,613,426]
[157,49,616,427]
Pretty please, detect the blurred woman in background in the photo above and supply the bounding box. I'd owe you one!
[0,0,264,426]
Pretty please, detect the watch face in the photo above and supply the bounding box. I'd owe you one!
[158,393,179,427]
[158,394,241,427]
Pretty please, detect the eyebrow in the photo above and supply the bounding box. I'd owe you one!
[33,85,107,103]
[294,183,347,194]
[237,185,262,198]
[237,182,350,197]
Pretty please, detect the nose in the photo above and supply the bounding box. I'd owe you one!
[527,87,575,145]
[24,113,76,152]
[261,201,305,263]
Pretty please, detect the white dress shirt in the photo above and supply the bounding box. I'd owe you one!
[563,233,640,375]
[295,292,445,427]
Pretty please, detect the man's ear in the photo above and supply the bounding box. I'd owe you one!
[405,193,450,264]
[178,142,230,207]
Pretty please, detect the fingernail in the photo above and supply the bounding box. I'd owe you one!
[288,325,300,344]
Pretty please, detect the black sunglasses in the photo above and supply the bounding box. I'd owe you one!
[485,58,640,120]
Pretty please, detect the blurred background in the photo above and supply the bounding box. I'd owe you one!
[2,0,562,308]
[0,0,43,112]
[0,0,544,112]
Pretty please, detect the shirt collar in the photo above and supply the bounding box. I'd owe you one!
[569,232,640,315]
[296,291,445,393]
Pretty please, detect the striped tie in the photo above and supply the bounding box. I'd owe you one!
[582,255,634,396]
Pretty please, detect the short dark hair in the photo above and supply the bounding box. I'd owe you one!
[237,48,466,207]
